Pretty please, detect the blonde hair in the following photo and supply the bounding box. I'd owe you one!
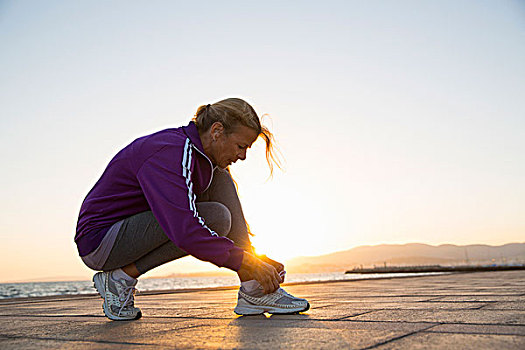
[193,98,281,175]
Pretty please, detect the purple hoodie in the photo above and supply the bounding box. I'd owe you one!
[75,121,244,271]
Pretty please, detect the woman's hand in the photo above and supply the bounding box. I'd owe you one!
[238,252,281,294]
[258,254,284,273]
[258,255,285,282]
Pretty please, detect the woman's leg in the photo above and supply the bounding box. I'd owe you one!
[199,168,256,281]
[101,202,231,275]
[200,167,253,252]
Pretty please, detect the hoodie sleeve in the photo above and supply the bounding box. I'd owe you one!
[136,139,244,271]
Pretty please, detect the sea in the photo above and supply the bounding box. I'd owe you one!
[0,272,447,299]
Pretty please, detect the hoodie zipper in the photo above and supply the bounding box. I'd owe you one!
[191,144,215,193]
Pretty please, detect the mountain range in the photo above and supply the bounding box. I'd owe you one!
[285,243,525,273]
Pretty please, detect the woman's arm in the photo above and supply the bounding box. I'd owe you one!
[136,142,244,271]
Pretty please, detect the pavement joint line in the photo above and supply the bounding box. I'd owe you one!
[360,323,439,350]
[128,323,205,338]
[475,308,525,311]
[424,300,497,303]
[336,310,376,321]
[330,319,442,325]
[422,329,525,336]
[170,324,205,332]
[374,307,492,311]
[472,303,491,310]
[0,314,105,318]
[319,294,522,298]
[331,319,525,327]
[0,334,156,346]
[420,297,444,302]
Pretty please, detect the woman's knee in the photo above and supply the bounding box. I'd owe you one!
[196,202,232,237]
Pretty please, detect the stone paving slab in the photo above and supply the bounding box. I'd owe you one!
[374,333,524,350]
[0,271,524,349]
[350,308,525,325]
[433,295,525,302]
[427,324,525,336]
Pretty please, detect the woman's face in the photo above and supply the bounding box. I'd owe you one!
[209,124,259,169]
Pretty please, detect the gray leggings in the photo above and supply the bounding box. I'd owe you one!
[101,168,252,274]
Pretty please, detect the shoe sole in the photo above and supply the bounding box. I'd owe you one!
[234,301,310,316]
[93,273,142,321]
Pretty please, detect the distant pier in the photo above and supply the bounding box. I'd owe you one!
[346,264,525,274]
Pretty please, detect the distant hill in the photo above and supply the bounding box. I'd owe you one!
[285,243,525,273]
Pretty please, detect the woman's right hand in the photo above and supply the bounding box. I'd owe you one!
[238,251,281,294]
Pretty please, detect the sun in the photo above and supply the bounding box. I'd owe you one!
[251,235,293,263]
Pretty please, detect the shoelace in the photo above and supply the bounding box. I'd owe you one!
[262,288,293,300]
[276,287,298,299]
[117,285,138,317]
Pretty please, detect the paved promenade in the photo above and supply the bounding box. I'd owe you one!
[0,271,524,349]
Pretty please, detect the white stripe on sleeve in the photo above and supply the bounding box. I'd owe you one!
[182,139,218,237]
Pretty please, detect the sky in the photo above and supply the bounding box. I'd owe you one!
[0,0,524,282]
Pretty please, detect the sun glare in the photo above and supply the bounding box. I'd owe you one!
[250,236,300,263]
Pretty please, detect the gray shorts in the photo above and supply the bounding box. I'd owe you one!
[81,221,123,270]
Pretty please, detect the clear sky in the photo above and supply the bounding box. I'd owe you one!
[1,0,524,282]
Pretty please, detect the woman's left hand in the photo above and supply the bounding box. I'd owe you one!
[238,252,281,294]
[258,255,285,283]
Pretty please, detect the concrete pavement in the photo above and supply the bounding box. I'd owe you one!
[0,271,524,349]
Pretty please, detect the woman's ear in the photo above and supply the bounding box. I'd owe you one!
[210,122,224,141]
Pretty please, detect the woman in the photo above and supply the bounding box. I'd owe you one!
[75,98,309,321]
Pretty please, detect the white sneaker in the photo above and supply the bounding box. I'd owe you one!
[93,271,142,321]
[234,287,310,315]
